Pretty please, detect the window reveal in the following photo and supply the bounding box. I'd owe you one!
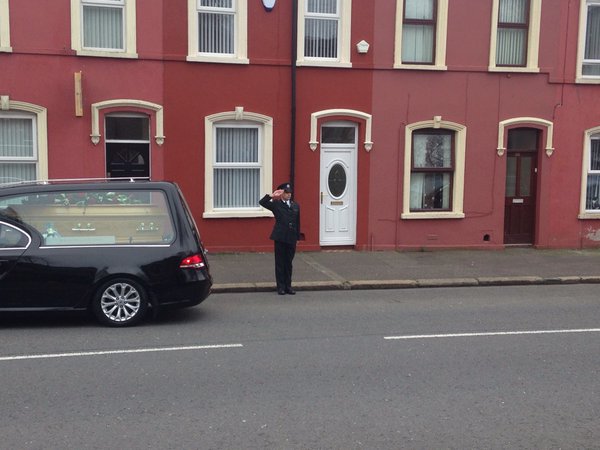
[410,130,454,211]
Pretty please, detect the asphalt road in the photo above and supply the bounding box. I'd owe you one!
[1,285,599,449]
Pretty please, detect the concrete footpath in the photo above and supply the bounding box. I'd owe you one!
[207,248,600,294]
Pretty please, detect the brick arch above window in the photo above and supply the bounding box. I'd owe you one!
[90,99,164,146]
[497,117,554,157]
[309,109,373,152]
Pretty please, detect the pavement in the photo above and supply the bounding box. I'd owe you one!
[207,247,600,294]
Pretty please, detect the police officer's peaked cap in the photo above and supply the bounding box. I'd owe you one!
[277,182,292,192]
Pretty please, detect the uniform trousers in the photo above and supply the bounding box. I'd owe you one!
[274,240,296,291]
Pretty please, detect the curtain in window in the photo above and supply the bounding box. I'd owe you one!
[305,0,338,58]
[584,5,600,75]
[83,5,124,50]
[214,127,260,208]
[410,173,450,210]
[402,0,434,63]
[496,0,528,66]
[0,118,36,183]
[198,3,234,54]
[586,139,600,209]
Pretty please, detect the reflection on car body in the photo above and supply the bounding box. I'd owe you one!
[0,180,212,326]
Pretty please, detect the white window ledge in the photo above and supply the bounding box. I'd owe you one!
[401,212,465,220]
[296,60,352,68]
[394,64,447,71]
[187,55,249,64]
[488,66,540,73]
[76,50,138,59]
[578,213,600,219]
[576,77,600,84]
[203,209,273,219]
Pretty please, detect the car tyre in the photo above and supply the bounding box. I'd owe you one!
[93,278,148,327]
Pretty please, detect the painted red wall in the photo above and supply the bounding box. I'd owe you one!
[3,0,599,252]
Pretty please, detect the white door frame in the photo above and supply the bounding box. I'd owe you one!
[319,121,358,246]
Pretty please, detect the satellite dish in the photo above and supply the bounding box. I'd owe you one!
[262,0,276,11]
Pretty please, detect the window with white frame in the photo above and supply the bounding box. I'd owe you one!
[402,119,466,219]
[214,125,260,208]
[394,0,448,70]
[297,0,352,67]
[187,0,248,63]
[204,111,273,218]
[0,0,11,52]
[580,129,600,216]
[578,0,600,80]
[0,113,38,184]
[489,0,541,72]
[71,0,137,58]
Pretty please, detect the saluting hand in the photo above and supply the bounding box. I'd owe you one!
[271,189,284,200]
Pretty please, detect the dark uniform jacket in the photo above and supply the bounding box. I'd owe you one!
[259,195,301,245]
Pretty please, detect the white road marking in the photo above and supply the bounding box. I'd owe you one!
[0,343,243,362]
[384,328,600,340]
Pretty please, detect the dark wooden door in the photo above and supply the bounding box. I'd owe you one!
[504,151,537,244]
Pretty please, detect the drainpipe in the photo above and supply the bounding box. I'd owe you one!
[290,0,298,193]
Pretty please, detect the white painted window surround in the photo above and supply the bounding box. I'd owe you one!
[297,0,352,68]
[0,97,48,183]
[0,0,11,52]
[402,117,466,219]
[187,0,249,64]
[71,0,137,58]
[204,109,273,218]
[489,0,542,73]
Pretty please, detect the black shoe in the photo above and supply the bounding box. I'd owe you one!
[285,289,296,295]
[278,289,286,295]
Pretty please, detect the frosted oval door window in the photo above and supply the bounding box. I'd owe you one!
[328,163,347,198]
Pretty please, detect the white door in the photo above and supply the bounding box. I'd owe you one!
[319,122,357,246]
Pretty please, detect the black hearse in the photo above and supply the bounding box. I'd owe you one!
[0,179,212,326]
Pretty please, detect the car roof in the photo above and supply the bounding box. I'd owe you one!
[0,178,177,195]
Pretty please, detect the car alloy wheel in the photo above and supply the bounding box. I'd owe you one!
[94,279,148,326]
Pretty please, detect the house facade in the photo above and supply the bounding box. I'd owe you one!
[2,0,600,252]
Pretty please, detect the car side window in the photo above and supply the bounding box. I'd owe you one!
[0,221,30,249]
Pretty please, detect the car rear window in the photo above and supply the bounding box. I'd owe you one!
[0,189,175,246]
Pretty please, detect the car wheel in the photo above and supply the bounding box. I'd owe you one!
[93,278,148,327]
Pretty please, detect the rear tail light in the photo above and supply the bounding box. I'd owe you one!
[180,254,205,269]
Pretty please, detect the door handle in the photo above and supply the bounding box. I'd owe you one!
[320,192,323,204]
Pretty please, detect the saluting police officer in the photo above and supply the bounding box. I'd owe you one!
[259,182,301,295]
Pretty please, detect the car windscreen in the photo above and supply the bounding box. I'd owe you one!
[0,189,175,246]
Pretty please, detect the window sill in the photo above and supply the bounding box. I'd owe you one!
[75,49,138,59]
[187,55,250,64]
[576,77,600,84]
[393,63,447,71]
[401,211,465,220]
[488,66,540,73]
[296,60,352,68]
[578,212,600,219]
[0,46,12,52]
[203,209,273,219]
